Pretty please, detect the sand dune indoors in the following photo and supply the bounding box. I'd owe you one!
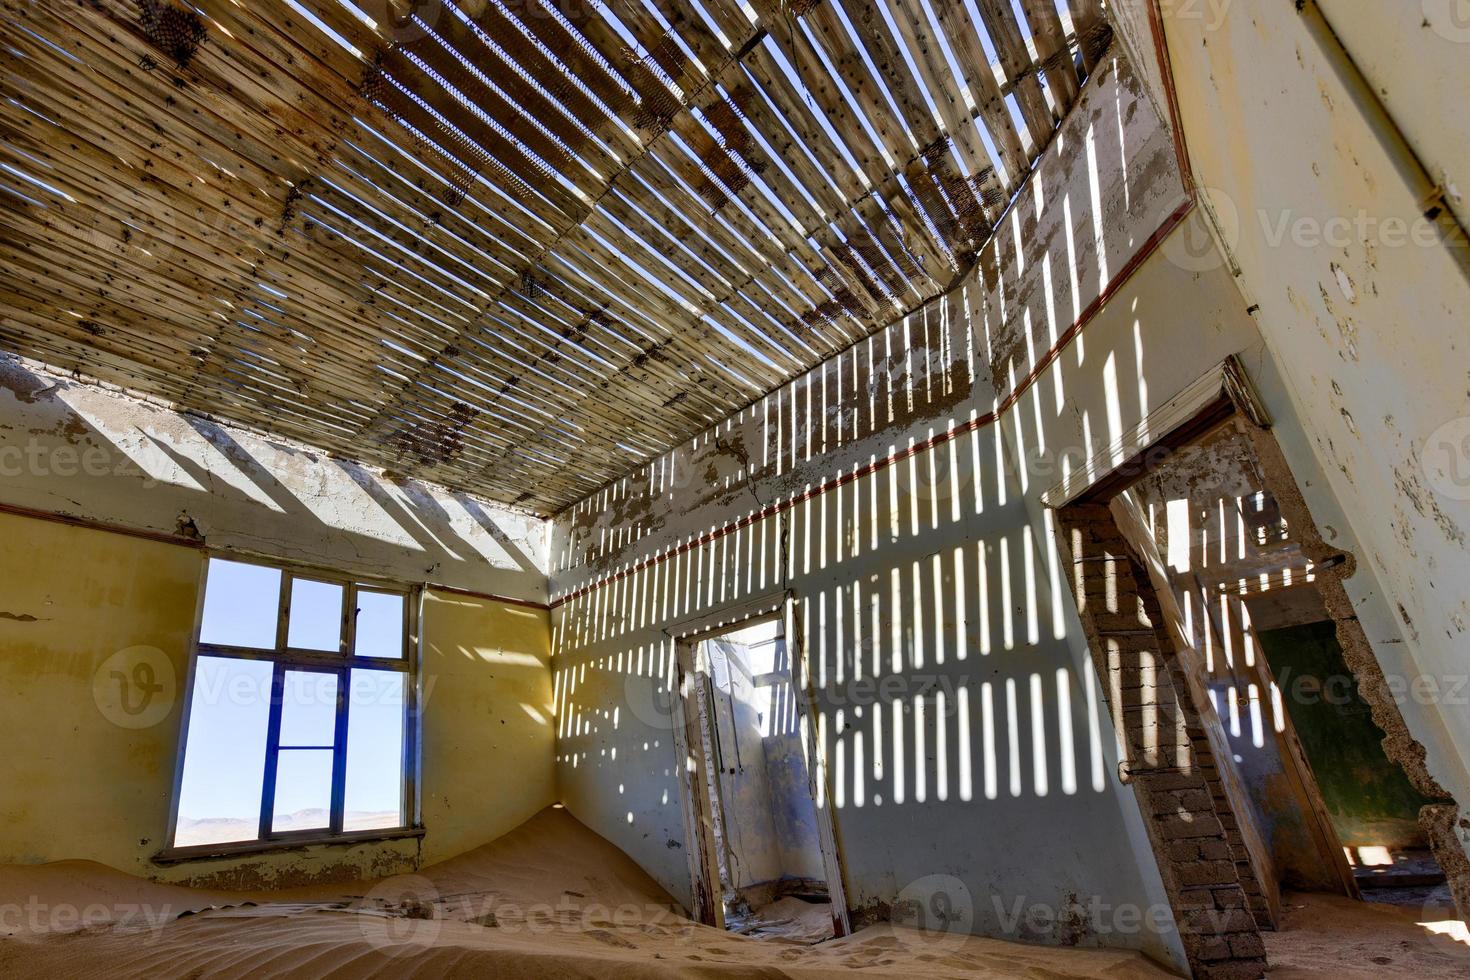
[0,807,1177,979]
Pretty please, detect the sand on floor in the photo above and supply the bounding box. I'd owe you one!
[0,805,1178,979]
[1263,890,1470,978]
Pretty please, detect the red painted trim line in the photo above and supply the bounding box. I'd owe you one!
[1146,0,1195,191]
[0,499,550,611]
[550,196,1198,611]
[0,499,205,549]
[429,583,550,611]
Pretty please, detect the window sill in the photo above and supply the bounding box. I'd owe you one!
[152,826,425,865]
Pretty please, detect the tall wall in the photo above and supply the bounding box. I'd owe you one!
[1112,0,1470,813]
[547,48,1230,970]
[0,355,548,601]
[0,360,556,884]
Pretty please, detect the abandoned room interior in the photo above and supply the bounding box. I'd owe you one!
[0,0,1467,976]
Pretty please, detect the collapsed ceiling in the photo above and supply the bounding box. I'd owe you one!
[0,0,1109,514]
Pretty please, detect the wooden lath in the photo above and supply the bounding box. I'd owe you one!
[0,0,1108,513]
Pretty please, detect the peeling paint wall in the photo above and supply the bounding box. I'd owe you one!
[0,419,555,885]
[0,356,549,602]
[1118,1,1470,815]
[418,591,557,866]
[548,50,1204,970]
[0,507,555,883]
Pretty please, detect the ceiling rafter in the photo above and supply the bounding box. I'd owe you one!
[0,0,1109,513]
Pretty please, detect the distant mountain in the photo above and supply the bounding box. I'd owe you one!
[173,809,400,847]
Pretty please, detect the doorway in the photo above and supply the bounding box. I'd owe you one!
[671,612,845,943]
[1049,359,1466,974]
[1121,419,1450,907]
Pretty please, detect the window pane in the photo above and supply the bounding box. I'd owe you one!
[354,591,405,659]
[174,657,273,846]
[344,669,406,831]
[199,560,280,649]
[286,579,343,651]
[279,670,338,747]
[271,749,333,833]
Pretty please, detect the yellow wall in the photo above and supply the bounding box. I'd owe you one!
[0,511,202,873]
[0,510,555,886]
[420,590,556,864]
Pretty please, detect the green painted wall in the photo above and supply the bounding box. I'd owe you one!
[1260,621,1432,849]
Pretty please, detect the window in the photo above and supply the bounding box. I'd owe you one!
[168,557,417,853]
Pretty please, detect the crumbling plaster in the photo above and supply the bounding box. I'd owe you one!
[1110,0,1470,815]
[0,509,556,886]
[548,49,1215,971]
[0,355,550,602]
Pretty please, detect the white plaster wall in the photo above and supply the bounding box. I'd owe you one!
[1318,0,1470,232]
[548,49,1194,970]
[0,356,549,600]
[1138,0,1470,807]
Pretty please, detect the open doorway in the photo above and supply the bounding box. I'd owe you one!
[672,613,842,944]
[1049,360,1466,975]
[1124,421,1450,908]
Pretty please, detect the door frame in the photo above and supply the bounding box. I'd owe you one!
[1049,356,1459,906]
[666,595,852,936]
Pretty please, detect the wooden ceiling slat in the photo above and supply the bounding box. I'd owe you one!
[369,45,593,220]
[486,267,736,417]
[448,1,644,160]
[736,23,954,280]
[621,145,855,337]
[726,50,947,305]
[923,0,1029,190]
[685,69,943,320]
[641,0,737,73]
[1019,0,1081,108]
[586,191,809,376]
[805,0,991,265]
[603,168,838,350]
[190,0,570,252]
[475,295,727,431]
[0,0,1106,512]
[499,0,658,141]
[882,0,1008,226]
[572,0,710,100]
[1066,0,1108,74]
[311,154,738,432]
[971,0,1054,148]
[415,12,625,181]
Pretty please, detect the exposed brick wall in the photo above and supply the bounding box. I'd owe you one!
[1058,502,1267,979]
[1134,579,1273,929]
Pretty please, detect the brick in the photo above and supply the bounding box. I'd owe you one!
[1177,860,1239,886]
[1177,887,1214,909]
[1181,908,1245,934]
[1168,840,1204,862]
[1178,788,1215,810]
[1213,888,1247,910]
[1197,960,1267,980]
[1147,771,1206,791]
[1196,936,1233,961]
[1092,610,1151,632]
[1159,814,1225,839]
[1200,839,1235,861]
